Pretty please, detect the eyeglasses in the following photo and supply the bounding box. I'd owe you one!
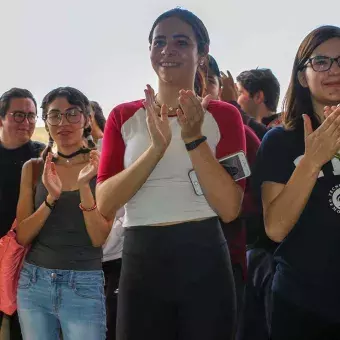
[44,108,83,126]
[304,56,340,72]
[9,112,37,124]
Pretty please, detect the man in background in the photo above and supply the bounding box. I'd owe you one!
[236,68,281,128]
[0,88,44,340]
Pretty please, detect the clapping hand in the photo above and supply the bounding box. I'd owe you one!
[220,71,238,102]
[42,152,62,200]
[304,106,340,168]
[177,90,205,143]
[144,84,172,156]
[324,104,340,119]
[78,150,100,185]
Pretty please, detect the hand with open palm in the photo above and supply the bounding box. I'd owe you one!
[78,150,99,185]
[144,84,172,156]
[303,106,340,169]
[220,71,238,102]
[324,104,340,119]
[176,90,206,143]
[42,152,62,201]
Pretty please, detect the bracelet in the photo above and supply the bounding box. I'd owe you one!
[79,203,97,212]
[185,136,207,151]
[44,199,56,210]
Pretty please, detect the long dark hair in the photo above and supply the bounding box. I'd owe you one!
[283,25,340,131]
[149,8,210,56]
[90,101,106,132]
[41,87,95,159]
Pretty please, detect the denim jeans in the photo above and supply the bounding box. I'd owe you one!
[17,262,106,340]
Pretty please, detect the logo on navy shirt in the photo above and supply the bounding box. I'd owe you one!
[329,185,340,213]
[294,156,340,214]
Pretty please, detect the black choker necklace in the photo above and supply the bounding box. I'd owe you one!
[57,148,88,163]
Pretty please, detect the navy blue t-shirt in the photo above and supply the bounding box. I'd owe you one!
[253,126,340,322]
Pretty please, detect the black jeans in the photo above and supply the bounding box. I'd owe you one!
[270,292,340,340]
[116,218,236,340]
[0,312,22,340]
[103,258,122,340]
[238,248,274,340]
[232,264,245,340]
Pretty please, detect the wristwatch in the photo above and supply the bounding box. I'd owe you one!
[45,198,58,210]
[185,136,207,151]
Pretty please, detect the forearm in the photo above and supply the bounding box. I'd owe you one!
[79,184,112,247]
[17,196,53,246]
[97,145,163,220]
[264,156,320,242]
[188,141,243,222]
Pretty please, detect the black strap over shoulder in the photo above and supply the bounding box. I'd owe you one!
[322,160,334,177]
[28,141,45,158]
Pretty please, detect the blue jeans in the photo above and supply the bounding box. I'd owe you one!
[17,262,106,340]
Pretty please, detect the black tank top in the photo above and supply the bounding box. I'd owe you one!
[26,175,102,270]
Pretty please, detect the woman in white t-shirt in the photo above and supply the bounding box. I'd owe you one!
[97,8,246,340]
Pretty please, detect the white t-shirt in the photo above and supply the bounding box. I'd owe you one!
[97,99,246,227]
[102,207,124,262]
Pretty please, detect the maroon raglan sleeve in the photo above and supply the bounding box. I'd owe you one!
[208,101,247,190]
[97,106,126,183]
[97,100,144,184]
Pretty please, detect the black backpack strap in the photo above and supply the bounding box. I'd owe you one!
[322,160,334,177]
[28,141,45,158]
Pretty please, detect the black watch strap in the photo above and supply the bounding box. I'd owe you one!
[45,199,56,210]
[185,136,207,151]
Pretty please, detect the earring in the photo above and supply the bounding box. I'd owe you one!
[200,59,205,66]
[48,138,54,148]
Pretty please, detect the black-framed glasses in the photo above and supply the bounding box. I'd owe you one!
[44,108,83,126]
[304,56,340,72]
[9,112,37,124]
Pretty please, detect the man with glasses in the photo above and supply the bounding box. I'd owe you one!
[0,88,44,340]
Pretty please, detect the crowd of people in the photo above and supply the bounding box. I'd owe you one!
[0,7,339,340]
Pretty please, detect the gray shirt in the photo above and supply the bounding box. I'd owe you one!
[26,176,102,270]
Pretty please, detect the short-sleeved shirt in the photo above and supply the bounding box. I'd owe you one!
[253,126,340,322]
[98,99,246,227]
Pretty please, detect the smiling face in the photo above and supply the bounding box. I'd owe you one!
[0,97,36,147]
[45,96,87,149]
[150,16,202,87]
[301,37,340,107]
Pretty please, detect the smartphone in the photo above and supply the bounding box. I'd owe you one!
[188,170,204,196]
[188,151,251,196]
[219,151,251,181]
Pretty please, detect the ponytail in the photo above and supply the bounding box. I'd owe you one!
[41,134,54,161]
[84,126,96,149]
